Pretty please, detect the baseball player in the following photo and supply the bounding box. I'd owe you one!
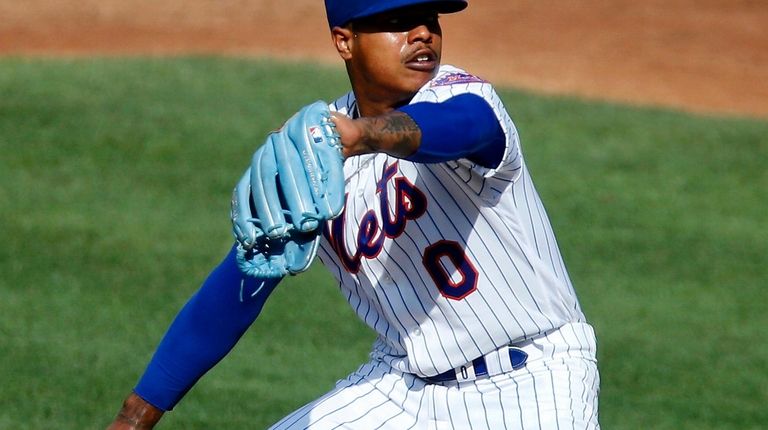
[108,0,600,429]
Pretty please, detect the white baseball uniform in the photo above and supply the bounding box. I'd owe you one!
[270,65,600,429]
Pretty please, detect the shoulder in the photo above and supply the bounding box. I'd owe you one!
[429,65,489,87]
[412,65,495,103]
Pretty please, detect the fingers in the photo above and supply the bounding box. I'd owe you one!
[330,112,363,159]
[273,122,319,233]
[231,167,258,247]
[250,137,288,238]
[286,105,344,221]
[233,101,345,279]
[313,139,346,219]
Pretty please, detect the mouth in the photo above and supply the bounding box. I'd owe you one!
[405,48,438,72]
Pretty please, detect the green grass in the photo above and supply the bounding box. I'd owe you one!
[1,57,766,429]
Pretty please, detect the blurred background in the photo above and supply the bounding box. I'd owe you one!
[1,1,767,429]
[1,0,767,117]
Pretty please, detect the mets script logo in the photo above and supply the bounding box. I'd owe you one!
[324,162,479,300]
[325,161,480,301]
[325,161,427,273]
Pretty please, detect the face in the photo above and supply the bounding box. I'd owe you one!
[334,6,443,107]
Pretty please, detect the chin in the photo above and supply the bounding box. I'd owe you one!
[405,68,438,90]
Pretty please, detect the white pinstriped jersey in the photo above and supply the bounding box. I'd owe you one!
[317,64,586,378]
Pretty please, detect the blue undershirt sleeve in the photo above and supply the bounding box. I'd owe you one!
[133,244,281,411]
[398,93,506,168]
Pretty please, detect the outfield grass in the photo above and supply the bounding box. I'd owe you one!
[1,57,766,429]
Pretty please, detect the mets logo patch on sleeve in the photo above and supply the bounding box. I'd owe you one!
[431,72,487,87]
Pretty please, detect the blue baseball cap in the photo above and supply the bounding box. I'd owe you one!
[325,0,468,28]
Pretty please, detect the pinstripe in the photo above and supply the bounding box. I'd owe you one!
[318,251,370,331]
[403,386,426,430]
[278,65,600,429]
[418,164,533,329]
[319,363,397,429]
[514,372,525,429]
[320,247,403,350]
[520,169,542,259]
[549,362,563,430]
[528,363,544,429]
[478,387,494,430]
[494,213,557,322]
[579,361,592,426]
[411,174,518,339]
[441,387,455,429]
[374,225,477,364]
[587,363,600,428]
[367,254,451,372]
[313,365,382,427]
[505,176,577,321]
[395,224,477,337]
[530,181,559,275]
[429,386,438,428]
[334,399,393,430]
[371,376,418,430]
[313,374,386,429]
[276,357,592,429]
[492,378,513,430]
[351,211,447,373]
[327,394,388,428]
[361,271,431,375]
[367,167,503,368]
[460,391,474,429]
[270,364,378,430]
[331,371,400,429]
[326,66,585,375]
[537,196,566,283]
[569,363,577,430]
[357,161,468,366]
[425,163,552,332]
[569,323,583,353]
[374,373,409,414]
[436,162,558,324]
[342,189,428,369]
[525,176,557,272]
[274,403,315,430]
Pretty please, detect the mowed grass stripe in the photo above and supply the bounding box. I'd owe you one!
[1,57,766,429]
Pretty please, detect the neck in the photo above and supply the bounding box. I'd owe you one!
[354,94,412,118]
[346,66,415,118]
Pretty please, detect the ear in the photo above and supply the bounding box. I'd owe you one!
[331,26,355,60]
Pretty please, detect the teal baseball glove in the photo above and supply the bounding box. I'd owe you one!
[231,101,345,278]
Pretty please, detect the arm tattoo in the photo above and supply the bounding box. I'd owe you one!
[360,111,421,158]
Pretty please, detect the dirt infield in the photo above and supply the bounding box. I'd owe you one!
[1,0,766,117]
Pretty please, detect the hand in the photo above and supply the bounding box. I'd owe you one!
[329,112,364,158]
[330,111,421,159]
[106,393,164,430]
[231,101,345,278]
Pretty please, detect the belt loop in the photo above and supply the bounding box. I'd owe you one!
[483,347,506,375]
[498,345,516,373]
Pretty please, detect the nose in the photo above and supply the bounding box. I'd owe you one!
[407,23,434,44]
